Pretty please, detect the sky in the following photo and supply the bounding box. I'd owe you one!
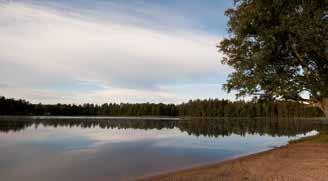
[0,0,236,104]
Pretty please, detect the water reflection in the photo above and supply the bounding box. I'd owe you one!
[0,117,327,137]
[0,117,327,181]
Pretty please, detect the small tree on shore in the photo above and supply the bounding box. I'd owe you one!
[219,0,328,117]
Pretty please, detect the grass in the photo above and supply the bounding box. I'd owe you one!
[290,132,328,144]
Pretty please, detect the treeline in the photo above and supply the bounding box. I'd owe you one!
[0,96,178,116]
[178,100,323,118]
[0,96,324,117]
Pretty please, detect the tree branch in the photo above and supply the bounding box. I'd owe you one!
[290,43,310,76]
[289,35,321,83]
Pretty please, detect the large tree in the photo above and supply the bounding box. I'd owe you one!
[219,0,328,117]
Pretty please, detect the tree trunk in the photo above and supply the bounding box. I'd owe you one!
[314,98,328,118]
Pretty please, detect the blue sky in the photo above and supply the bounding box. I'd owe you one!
[0,0,236,104]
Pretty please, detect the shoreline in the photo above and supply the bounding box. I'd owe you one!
[141,135,328,181]
[137,148,276,180]
[138,146,286,180]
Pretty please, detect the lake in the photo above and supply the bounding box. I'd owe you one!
[0,117,327,181]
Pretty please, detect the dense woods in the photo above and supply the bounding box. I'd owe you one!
[0,96,323,117]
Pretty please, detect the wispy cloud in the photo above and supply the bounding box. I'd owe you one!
[0,1,232,104]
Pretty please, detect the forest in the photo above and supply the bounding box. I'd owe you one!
[0,96,323,117]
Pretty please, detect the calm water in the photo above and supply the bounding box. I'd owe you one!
[0,117,327,181]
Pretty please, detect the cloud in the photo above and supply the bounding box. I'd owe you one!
[0,1,231,103]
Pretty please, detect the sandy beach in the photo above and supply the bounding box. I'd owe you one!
[142,136,328,181]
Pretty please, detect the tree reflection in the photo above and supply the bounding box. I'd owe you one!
[0,117,327,137]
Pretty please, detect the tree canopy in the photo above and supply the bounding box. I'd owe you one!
[0,96,323,118]
[219,0,328,116]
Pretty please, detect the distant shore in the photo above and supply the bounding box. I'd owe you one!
[142,133,328,181]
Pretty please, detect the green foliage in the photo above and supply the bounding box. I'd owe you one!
[0,96,323,117]
[219,0,327,103]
